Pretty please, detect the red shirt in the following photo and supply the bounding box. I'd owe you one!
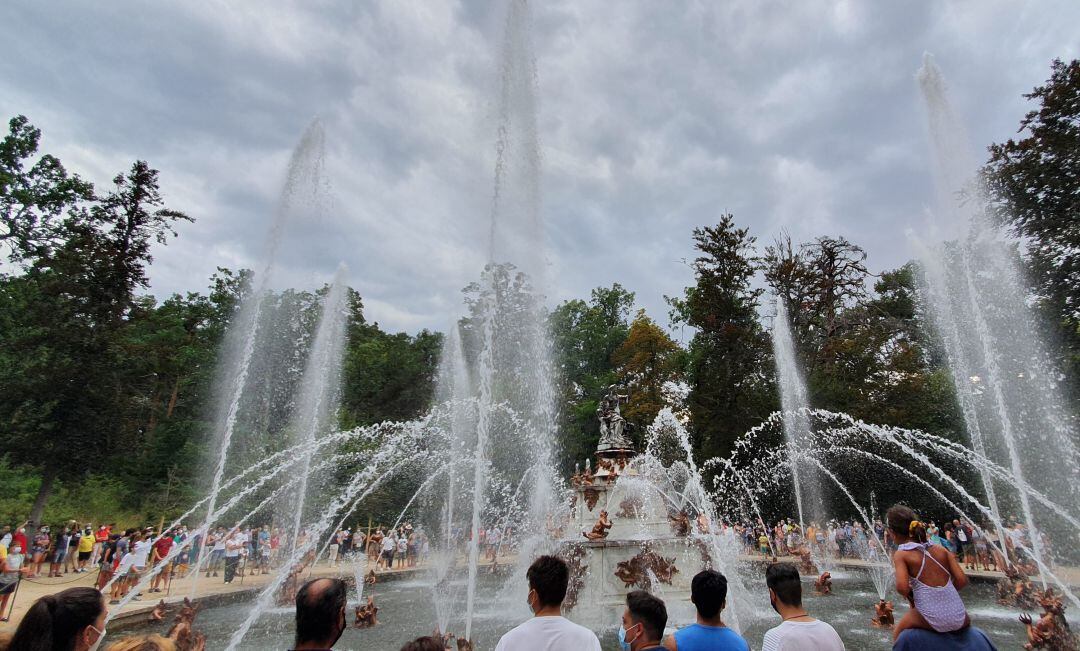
[153,536,173,559]
[95,527,110,543]
[12,532,28,552]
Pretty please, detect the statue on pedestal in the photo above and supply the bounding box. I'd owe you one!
[597,385,634,451]
[583,511,612,541]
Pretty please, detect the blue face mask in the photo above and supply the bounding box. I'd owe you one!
[618,622,637,651]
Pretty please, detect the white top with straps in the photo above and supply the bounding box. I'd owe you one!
[897,541,967,632]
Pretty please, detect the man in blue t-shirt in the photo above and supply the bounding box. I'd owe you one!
[663,570,749,650]
[893,627,997,650]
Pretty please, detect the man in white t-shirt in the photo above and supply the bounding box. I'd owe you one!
[761,563,845,651]
[494,555,601,651]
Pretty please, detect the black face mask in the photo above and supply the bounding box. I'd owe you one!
[769,592,779,615]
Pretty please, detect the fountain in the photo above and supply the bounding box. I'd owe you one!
[914,54,1080,586]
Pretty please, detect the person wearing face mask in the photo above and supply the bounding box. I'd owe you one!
[0,543,30,619]
[663,570,748,650]
[620,590,668,651]
[8,586,108,651]
[493,555,601,651]
[761,563,844,651]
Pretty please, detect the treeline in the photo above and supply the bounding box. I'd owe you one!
[0,58,1076,528]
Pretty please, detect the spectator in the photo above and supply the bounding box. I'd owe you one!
[0,544,30,620]
[760,563,844,650]
[77,526,95,572]
[8,586,107,651]
[293,578,347,651]
[663,570,748,650]
[493,555,601,651]
[49,525,71,578]
[892,627,997,650]
[223,531,242,584]
[149,530,174,593]
[621,590,668,651]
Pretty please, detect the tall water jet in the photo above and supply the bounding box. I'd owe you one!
[427,0,558,640]
[191,118,327,597]
[287,264,350,551]
[915,54,1080,584]
[773,295,819,531]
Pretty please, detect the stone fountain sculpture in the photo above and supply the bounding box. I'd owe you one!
[556,387,707,626]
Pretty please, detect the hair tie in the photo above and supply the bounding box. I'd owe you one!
[909,520,922,532]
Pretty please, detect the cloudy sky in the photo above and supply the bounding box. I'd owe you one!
[3,0,1077,334]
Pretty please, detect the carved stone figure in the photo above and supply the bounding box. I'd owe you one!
[354,596,379,628]
[696,513,711,534]
[1018,587,1077,650]
[814,571,833,596]
[558,545,588,612]
[165,597,206,651]
[871,599,895,628]
[150,599,167,621]
[795,546,817,575]
[583,488,601,511]
[998,565,1039,609]
[669,511,691,537]
[583,510,612,541]
[614,548,679,589]
[617,496,643,519]
[597,385,634,450]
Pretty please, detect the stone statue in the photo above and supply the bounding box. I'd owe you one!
[814,571,833,596]
[583,510,612,541]
[597,385,634,450]
[871,599,895,628]
[354,596,379,628]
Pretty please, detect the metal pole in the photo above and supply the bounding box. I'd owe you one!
[5,576,23,622]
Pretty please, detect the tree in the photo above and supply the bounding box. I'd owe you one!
[549,284,635,468]
[0,116,94,262]
[667,215,775,461]
[612,310,683,433]
[0,159,190,528]
[763,234,870,381]
[984,59,1080,387]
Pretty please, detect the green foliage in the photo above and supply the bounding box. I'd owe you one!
[612,310,683,432]
[667,215,776,461]
[549,284,636,468]
[984,58,1080,391]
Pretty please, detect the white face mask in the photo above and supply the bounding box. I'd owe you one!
[87,624,106,651]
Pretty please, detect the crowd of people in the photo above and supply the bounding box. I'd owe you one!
[0,504,1007,651]
[733,513,1047,573]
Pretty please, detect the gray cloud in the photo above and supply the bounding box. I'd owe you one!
[2,0,1076,333]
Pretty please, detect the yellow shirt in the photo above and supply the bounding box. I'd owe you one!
[0,544,7,561]
[78,534,94,553]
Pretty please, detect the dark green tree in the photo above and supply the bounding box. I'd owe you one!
[0,116,94,262]
[984,58,1080,389]
[0,158,190,527]
[667,215,776,461]
[549,284,635,467]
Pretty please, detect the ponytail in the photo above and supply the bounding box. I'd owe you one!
[908,519,928,544]
[886,505,927,543]
[9,586,103,651]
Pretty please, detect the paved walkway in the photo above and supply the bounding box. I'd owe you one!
[0,555,448,633]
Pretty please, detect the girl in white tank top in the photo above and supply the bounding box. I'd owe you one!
[886,505,971,641]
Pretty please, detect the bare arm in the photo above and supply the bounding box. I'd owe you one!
[663,633,678,651]
[893,551,911,598]
[943,546,969,590]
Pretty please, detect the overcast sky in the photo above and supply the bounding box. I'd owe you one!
[3,1,1077,335]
